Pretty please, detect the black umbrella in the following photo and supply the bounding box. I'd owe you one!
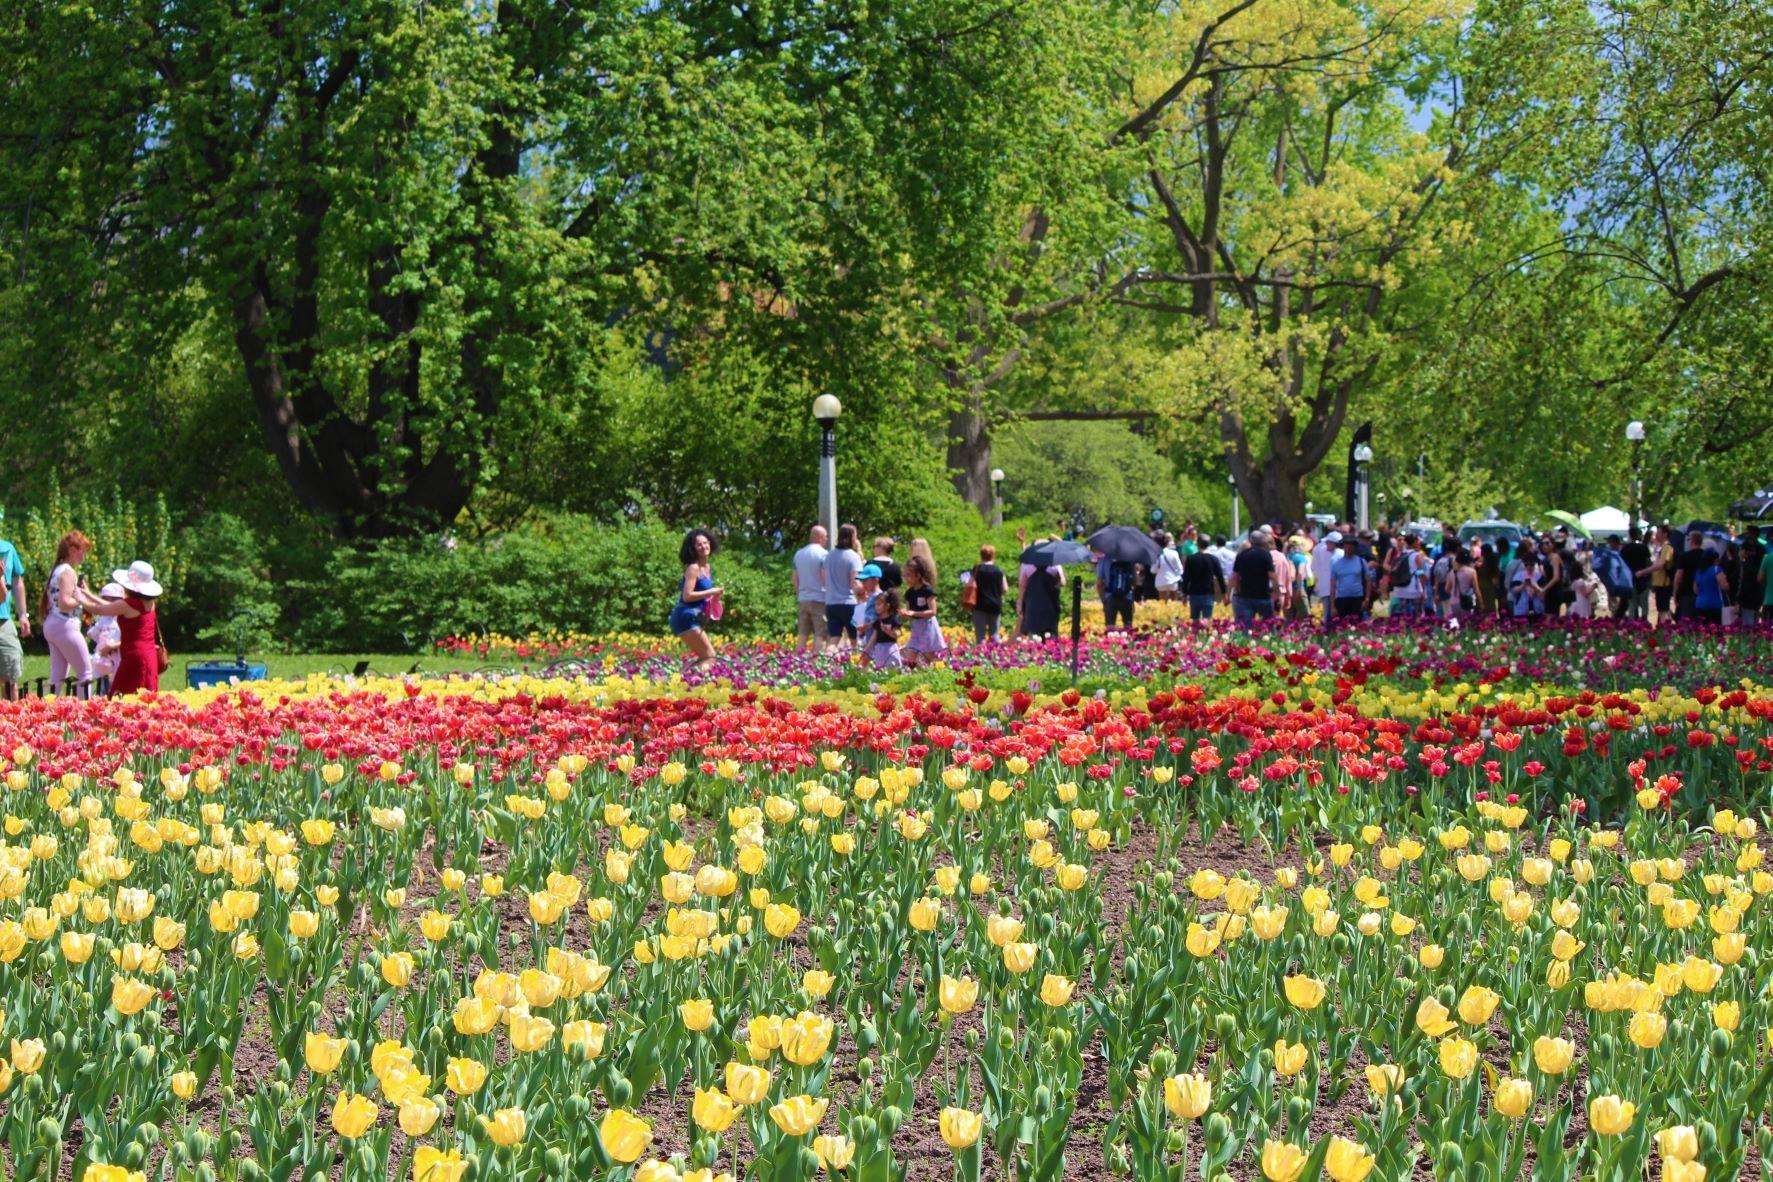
[1087,525,1161,566]
[1017,539,1095,567]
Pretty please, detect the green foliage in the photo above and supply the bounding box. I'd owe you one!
[280,517,793,652]
[9,482,180,609]
[993,422,1217,534]
[0,0,1765,554]
[177,514,282,653]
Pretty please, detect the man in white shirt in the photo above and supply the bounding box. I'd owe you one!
[791,525,829,650]
[1312,530,1339,623]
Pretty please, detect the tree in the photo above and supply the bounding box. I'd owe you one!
[0,1,902,536]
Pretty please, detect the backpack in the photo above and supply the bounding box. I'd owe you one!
[1106,560,1137,598]
[1389,550,1414,589]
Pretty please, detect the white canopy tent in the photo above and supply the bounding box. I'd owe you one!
[1579,506,1642,538]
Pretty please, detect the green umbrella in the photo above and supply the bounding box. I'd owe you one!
[1542,510,1591,538]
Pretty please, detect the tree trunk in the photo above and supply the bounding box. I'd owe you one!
[946,395,994,518]
[1230,451,1308,530]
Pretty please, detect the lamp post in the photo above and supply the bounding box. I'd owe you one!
[813,394,842,539]
[1353,444,1374,531]
[1228,473,1240,537]
[990,468,1005,528]
[1626,420,1645,529]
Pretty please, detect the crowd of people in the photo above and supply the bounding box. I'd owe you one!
[0,526,167,698]
[1078,517,1773,629]
[667,514,1773,667]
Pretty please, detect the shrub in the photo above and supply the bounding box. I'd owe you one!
[282,516,795,652]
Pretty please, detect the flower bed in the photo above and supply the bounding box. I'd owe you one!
[1,680,1770,1180]
[436,618,1773,697]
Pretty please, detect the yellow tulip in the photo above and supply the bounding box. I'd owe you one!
[1251,905,1288,941]
[445,1056,487,1095]
[769,1095,829,1137]
[1260,1139,1306,1182]
[1185,923,1221,958]
[454,996,500,1036]
[764,903,801,939]
[1324,1136,1375,1182]
[399,1097,442,1137]
[1162,1073,1211,1120]
[1656,1125,1699,1163]
[1415,997,1456,1038]
[938,975,978,1015]
[1365,1063,1404,1096]
[725,1061,771,1105]
[414,1148,467,1182]
[812,1134,856,1172]
[1039,974,1075,1007]
[108,975,154,1018]
[1438,1036,1477,1079]
[482,1107,528,1148]
[57,928,93,964]
[1457,985,1500,1026]
[1589,1095,1636,1136]
[1627,1011,1667,1049]
[3,1038,41,1077]
[781,1013,834,1066]
[508,1009,554,1054]
[1282,975,1325,1010]
[1003,942,1038,974]
[600,1109,653,1162]
[171,1070,196,1099]
[1533,1035,1574,1074]
[305,1031,346,1074]
[1713,1000,1740,1032]
[1493,1077,1533,1118]
[680,999,716,1032]
[563,1020,607,1060]
[1272,1040,1308,1076]
[330,1092,378,1139]
[693,1087,738,1133]
[380,952,414,988]
[938,1106,982,1150]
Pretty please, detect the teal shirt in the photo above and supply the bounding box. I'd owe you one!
[1760,552,1773,608]
[0,541,21,621]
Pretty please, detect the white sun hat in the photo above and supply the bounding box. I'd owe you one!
[111,561,163,598]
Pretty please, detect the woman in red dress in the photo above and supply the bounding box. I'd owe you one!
[79,561,164,695]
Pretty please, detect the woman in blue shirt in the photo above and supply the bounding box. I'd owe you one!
[1693,551,1726,625]
[670,529,723,669]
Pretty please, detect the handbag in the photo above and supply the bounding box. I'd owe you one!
[155,614,170,675]
[704,595,724,622]
[959,568,979,611]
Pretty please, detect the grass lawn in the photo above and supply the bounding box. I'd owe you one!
[16,650,498,688]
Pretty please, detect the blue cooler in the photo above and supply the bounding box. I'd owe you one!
[185,611,267,688]
[187,661,268,689]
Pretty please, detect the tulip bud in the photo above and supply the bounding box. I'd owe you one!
[880,1106,905,1136]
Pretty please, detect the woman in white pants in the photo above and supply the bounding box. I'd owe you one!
[42,530,96,692]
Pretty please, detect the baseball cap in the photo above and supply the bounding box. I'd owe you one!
[1325,531,1343,543]
[860,564,883,580]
